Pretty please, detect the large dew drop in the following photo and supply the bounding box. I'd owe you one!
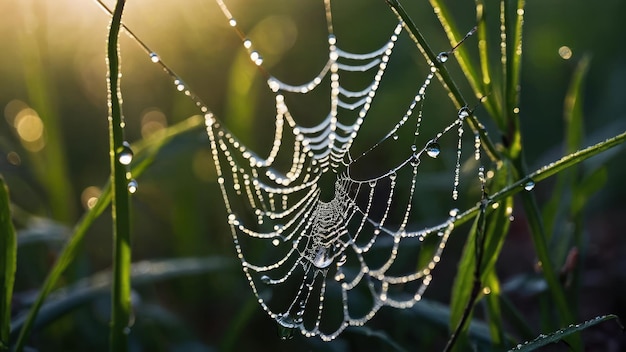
[276,313,298,340]
[425,142,441,158]
[524,180,535,191]
[118,142,133,165]
[437,52,449,63]
[127,179,138,194]
[149,53,160,63]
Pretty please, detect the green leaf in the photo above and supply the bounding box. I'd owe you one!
[11,257,234,335]
[483,271,505,349]
[410,299,494,345]
[12,115,204,351]
[0,176,18,351]
[508,315,623,351]
[346,326,407,352]
[449,162,512,349]
[572,167,607,215]
[543,56,591,237]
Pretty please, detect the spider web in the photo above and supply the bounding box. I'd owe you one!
[205,0,483,341]
[99,0,485,341]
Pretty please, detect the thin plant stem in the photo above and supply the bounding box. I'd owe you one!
[0,177,17,352]
[106,1,131,351]
[10,116,204,348]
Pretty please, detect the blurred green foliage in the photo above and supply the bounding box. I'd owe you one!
[1,0,625,351]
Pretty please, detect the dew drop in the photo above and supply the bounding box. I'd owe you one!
[149,53,160,63]
[272,238,280,246]
[229,18,237,27]
[277,313,297,340]
[425,142,441,158]
[437,52,449,63]
[458,107,471,119]
[410,154,419,167]
[392,133,399,140]
[449,208,459,217]
[337,254,347,266]
[127,179,138,194]
[118,142,133,165]
[243,39,252,49]
[260,275,271,284]
[524,180,535,191]
[250,51,263,65]
[411,144,417,152]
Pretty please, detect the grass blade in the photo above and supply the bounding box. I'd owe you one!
[106,1,131,350]
[10,257,233,334]
[509,315,623,351]
[0,177,17,351]
[427,0,499,119]
[448,162,513,350]
[451,130,626,230]
[384,0,501,163]
[12,115,204,351]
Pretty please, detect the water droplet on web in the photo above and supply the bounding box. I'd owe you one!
[410,154,419,167]
[229,18,237,27]
[277,313,297,339]
[458,107,471,119]
[411,144,417,152]
[118,142,133,165]
[392,133,398,140]
[127,179,138,194]
[425,142,440,158]
[149,53,160,63]
[312,247,333,269]
[437,52,449,63]
[250,51,263,65]
[243,39,252,49]
[261,275,271,284]
[449,208,459,217]
[524,180,535,191]
[337,254,347,266]
[272,238,280,246]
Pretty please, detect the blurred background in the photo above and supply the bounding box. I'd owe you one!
[1,0,625,350]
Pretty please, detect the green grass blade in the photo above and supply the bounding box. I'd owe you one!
[509,315,623,351]
[517,190,578,346]
[447,211,482,351]
[451,130,626,229]
[0,177,17,351]
[563,57,590,155]
[542,55,591,240]
[106,1,131,350]
[385,0,501,163]
[483,271,505,349]
[12,117,204,351]
[10,257,233,334]
[475,0,503,126]
[427,0,499,119]
[504,0,524,118]
[449,162,512,350]
[16,12,76,223]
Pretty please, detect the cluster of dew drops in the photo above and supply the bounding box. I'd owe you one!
[117,141,138,194]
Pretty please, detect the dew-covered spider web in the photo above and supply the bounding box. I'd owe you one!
[99,0,487,341]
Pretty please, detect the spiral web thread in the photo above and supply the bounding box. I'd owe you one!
[96,0,484,341]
